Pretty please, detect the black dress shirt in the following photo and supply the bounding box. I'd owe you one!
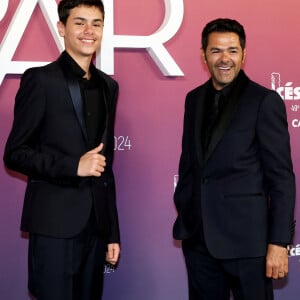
[63,52,106,148]
[202,79,233,153]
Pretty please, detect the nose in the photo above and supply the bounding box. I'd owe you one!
[220,50,230,62]
[84,23,93,34]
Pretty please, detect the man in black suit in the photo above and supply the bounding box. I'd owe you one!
[173,18,295,300]
[4,1,120,299]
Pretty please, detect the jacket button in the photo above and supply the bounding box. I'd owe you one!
[103,182,108,187]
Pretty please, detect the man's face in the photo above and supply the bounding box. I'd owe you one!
[201,32,246,90]
[57,5,104,61]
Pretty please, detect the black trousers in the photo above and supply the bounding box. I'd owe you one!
[28,221,107,300]
[182,232,273,300]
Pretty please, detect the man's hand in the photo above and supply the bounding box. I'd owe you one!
[266,244,288,279]
[106,243,120,266]
[77,143,106,177]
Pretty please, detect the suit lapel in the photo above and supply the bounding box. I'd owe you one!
[66,75,89,143]
[66,68,111,154]
[205,71,249,162]
[57,53,89,143]
[57,52,111,149]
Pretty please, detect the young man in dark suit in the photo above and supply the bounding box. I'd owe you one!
[4,1,120,299]
[173,18,295,300]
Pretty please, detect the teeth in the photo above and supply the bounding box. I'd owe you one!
[81,39,94,43]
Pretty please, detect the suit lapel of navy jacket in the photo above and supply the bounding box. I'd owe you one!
[205,71,249,162]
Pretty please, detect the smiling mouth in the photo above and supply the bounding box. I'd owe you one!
[218,66,232,71]
[80,38,96,43]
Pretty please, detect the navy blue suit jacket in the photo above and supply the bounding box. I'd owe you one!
[173,71,295,259]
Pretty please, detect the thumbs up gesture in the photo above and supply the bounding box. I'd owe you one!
[77,143,106,177]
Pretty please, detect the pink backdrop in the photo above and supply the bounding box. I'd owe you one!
[1,0,300,299]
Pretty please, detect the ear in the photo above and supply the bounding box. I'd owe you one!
[242,48,247,63]
[57,21,65,37]
[201,48,207,64]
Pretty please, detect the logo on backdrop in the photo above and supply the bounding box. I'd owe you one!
[103,264,115,274]
[114,136,132,151]
[288,244,300,259]
[271,72,300,127]
[0,0,184,84]
[0,0,8,21]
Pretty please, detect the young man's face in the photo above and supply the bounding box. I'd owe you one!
[57,5,104,62]
[201,32,246,90]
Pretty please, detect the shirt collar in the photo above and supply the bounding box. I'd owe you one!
[61,51,91,79]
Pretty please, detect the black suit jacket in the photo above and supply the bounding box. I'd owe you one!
[173,71,295,259]
[4,52,120,243]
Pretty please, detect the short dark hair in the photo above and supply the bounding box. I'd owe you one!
[201,18,246,51]
[58,0,105,24]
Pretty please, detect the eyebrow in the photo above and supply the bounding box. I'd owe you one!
[73,17,103,22]
[210,46,240,51]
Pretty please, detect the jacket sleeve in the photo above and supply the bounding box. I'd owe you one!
[105,77,120,243]
[174,93,195,212]
[256,90,296,244]
[3,68,80,183]
[173,91,200,240]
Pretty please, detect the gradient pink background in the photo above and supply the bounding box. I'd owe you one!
[1,0,300,299]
